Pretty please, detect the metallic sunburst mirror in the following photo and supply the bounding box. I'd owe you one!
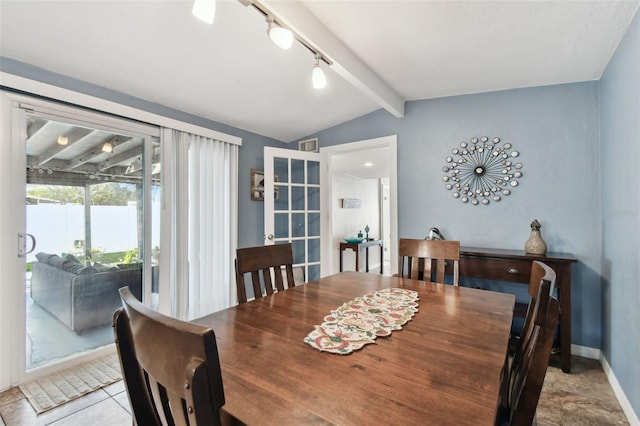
[442,136,523,205]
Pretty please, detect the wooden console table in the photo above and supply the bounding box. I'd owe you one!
[339,239,384,274]
[456,247,577,373]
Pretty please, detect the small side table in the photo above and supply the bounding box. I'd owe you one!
[339,239,384,274]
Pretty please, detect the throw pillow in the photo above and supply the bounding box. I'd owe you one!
[63,263,86,274]
[35,252,55,264]
[61,253,83,264]
[48,255,66,269]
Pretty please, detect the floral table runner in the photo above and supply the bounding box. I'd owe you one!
[304,287,419,354]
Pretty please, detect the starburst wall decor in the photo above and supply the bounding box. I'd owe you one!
[442,136,523,205]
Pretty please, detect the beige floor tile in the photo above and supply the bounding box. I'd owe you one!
[112,391,131,415]
[35,389,110,426]
[47,398,130,426]
[0,388,24,408]
[0,397,37,426]
[101,381,125,397]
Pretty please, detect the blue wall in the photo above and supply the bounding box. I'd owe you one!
[0,57,283,247]
[309,83,603,349]
[599,10,640,417]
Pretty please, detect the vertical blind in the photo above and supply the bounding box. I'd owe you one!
[160,129,238,320]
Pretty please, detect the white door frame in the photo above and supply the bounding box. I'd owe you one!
[320,135,398,277]
[0,90,160,387]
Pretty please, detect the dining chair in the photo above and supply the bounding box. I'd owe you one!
[235,243,295,304]
[511,260,557,354]
[113,286,231,426]
[497,279,559,426]
[398,238,460,285]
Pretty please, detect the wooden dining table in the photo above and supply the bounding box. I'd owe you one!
[193,272,515,425]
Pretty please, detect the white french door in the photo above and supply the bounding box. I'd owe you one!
[264,147,325,282]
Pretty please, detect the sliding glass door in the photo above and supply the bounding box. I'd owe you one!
[14,97,160,371]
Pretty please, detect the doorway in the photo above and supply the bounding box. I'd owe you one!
[320,135,398,276]
[3,91,160,379]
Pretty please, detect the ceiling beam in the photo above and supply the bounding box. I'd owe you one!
[255,0,405,118]
[97,146,142,172]
[34,128,96,166]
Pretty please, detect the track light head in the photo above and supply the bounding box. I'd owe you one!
[192,0,216,24]
[312,55,327,89]
[266,17,293,50]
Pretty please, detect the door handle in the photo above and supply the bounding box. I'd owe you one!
[18,233,36,257]
[266,234,274,241]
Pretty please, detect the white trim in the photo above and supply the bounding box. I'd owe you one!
[22,345,116,383]
[321,135,398,276]
[571,343,601,360]
[6,91,159,139]
[0,72,242,146]
[601,354,640,426]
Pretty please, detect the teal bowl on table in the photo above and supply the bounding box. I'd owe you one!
[344,238,364,244]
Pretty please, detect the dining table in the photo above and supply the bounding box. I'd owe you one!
[192,271,515,425]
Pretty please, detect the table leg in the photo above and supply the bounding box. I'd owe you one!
[380,244,383,274]
[355,248,360,272]
[365,247,370,272]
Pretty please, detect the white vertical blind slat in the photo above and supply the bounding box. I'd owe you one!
[162,130,238,320]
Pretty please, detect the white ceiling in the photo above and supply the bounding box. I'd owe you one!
[1,0,638,143]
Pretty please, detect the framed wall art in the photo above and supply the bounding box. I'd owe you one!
[250,169,280,201]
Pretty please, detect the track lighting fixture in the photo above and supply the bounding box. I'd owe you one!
[192,0,331,89]
[266,17,293,50]
[312,55,327,90]
[192,0,216,24]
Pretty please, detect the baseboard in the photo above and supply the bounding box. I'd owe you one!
[570,345,639,424]
[571,343,600,359]
[600,354,640,426]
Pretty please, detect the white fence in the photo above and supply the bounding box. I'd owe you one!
[26,203,160,263]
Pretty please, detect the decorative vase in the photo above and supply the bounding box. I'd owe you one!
[525,219,547,255]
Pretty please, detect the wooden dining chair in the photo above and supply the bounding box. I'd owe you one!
[497,279,559,426]
[235,243,295,304]
[398,238,460,285]
[510,260,557,354]
[113,286,230,426]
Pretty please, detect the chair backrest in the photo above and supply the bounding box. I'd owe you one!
[235,243,295,304]
[501,279,559,426]
[113,287,225,426]
[398,238,460,285]
[518,261,556,353]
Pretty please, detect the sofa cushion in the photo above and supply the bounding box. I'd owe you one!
[78,265,99,275]
[48,255,70,269]
[63,263,87,274]
[35,252,55,264]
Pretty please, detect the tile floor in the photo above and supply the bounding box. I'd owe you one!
[0,355,631,425]
[0,381,130,426]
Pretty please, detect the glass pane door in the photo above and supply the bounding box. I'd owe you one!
[24,115,157,370]
[264,147,323,283]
